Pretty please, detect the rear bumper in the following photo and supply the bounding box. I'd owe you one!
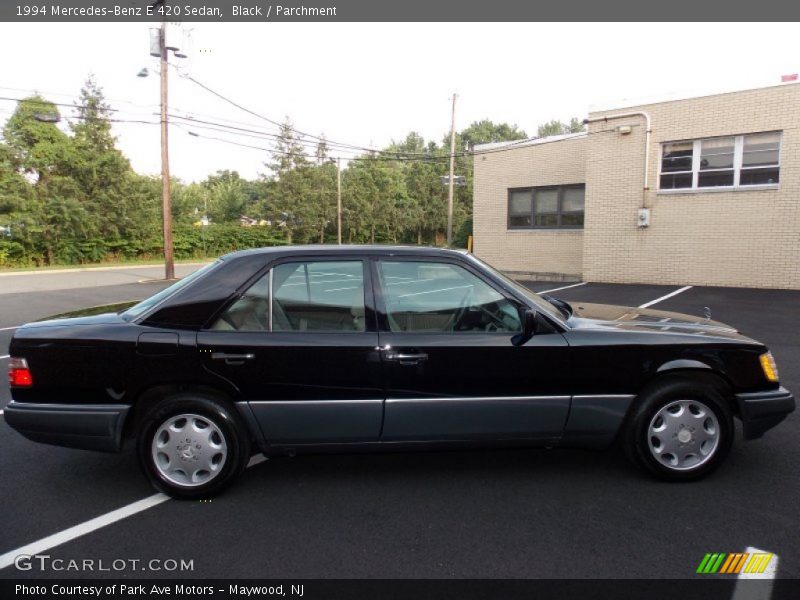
[3,401,130,452]
[736,387,795,440]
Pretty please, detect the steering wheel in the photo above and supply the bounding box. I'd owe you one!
[451,288,475,331]
[479,305,512,331]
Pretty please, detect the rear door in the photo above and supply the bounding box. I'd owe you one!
[374,257,571,443]
[198,257,383,444]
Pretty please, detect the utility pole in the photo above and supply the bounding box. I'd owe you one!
[159,21,175,280]
[447,93,457,246]
[336,157,342,244]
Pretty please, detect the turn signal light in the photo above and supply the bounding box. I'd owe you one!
[8,357,33,387]
[760,352,779,383]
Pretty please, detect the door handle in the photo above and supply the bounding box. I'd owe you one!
[211,352,255,365]
[383,351,428,365]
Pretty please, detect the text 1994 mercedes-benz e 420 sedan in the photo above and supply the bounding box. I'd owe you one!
[5,246,795,498]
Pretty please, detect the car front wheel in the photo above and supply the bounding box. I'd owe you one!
[624,378,734,481]
[137,394,251,499]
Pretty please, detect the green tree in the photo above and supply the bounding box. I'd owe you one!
[202,171,250,223]
[387,133,448,244]
[262,119,318,243]
[459,120,528,149]
[3,95,75,185]
[537,118,585,137]
[70,77,135,241]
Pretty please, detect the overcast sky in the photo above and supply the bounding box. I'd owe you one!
[0,22,797,182]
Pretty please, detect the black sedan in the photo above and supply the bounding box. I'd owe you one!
[5,246,795,498]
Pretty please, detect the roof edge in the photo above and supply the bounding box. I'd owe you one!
[589,80,800,114]
[474,131,588,152]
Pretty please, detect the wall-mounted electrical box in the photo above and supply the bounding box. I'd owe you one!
[638,208,651,228]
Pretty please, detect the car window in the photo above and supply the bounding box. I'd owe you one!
[211,260,366,332]
[465,253,566,322]
[211,268,271,331]
[377,261,522,333]
[123,260,221,321]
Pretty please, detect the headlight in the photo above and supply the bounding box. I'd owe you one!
[760,352,779,383]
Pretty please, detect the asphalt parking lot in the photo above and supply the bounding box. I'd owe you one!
[0,272,798,581]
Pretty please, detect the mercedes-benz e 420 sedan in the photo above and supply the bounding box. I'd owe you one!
[5,246,795,498]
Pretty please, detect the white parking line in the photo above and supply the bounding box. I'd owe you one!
[0,453,269,571]
[731,547,778,600]
[247,454,268,468]
[0,494,169,570]
[638,286,693,309]
[398,284,473,298]
[538,282,587,294]
[0,355,9,360]
[0,326,20,331]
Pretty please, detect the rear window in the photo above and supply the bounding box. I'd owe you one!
[123,261,221,321]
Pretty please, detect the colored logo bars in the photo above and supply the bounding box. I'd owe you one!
[697,553,773,574]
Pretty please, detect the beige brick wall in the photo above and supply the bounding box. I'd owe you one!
[473,136,587,279]
[583,83,800,290]
[473,83,800,289]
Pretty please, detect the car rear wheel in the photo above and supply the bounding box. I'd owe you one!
[137,394,250,499]
[623,378,734,481]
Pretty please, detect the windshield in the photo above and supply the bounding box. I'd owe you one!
[122,260,221,321]
[466,254,566,322]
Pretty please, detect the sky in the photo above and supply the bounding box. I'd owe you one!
[0,22,797,182]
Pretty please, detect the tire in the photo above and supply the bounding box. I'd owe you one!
[623,378,734,481]
[137,393,251,499]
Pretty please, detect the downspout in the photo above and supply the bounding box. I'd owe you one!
[583,111,652,208]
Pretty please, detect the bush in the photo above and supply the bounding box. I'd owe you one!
[0,224,286,268]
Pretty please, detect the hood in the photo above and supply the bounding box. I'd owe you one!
[566,302,756,342]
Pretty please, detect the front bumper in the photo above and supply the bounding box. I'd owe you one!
[735,387,795,440]
[3,401,130,452]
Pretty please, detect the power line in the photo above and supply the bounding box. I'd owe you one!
[0,94,598,161]
[179,127,453,164]
[1,79,457,158]
[0,85,162,112]
[179,73,440,158]
[166,111,557,161]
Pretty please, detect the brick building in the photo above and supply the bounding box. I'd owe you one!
[472,82,800,289]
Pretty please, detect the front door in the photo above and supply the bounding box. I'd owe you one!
[374,258,571,443]
[198,258,383,444]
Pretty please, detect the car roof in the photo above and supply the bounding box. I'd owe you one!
[220,245,470,261]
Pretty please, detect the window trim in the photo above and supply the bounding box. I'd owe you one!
[507,184,586,230]
[658,131,781,193]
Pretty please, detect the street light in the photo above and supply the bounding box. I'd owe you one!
[33,113,60,123]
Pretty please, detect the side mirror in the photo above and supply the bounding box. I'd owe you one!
[511,309,539,346]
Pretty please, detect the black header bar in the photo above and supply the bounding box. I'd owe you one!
[1,0,799,22]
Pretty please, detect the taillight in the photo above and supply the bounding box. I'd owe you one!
[8,357,33,387]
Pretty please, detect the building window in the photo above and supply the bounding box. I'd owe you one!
[507,185,585,229]
[660,132,781,191]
